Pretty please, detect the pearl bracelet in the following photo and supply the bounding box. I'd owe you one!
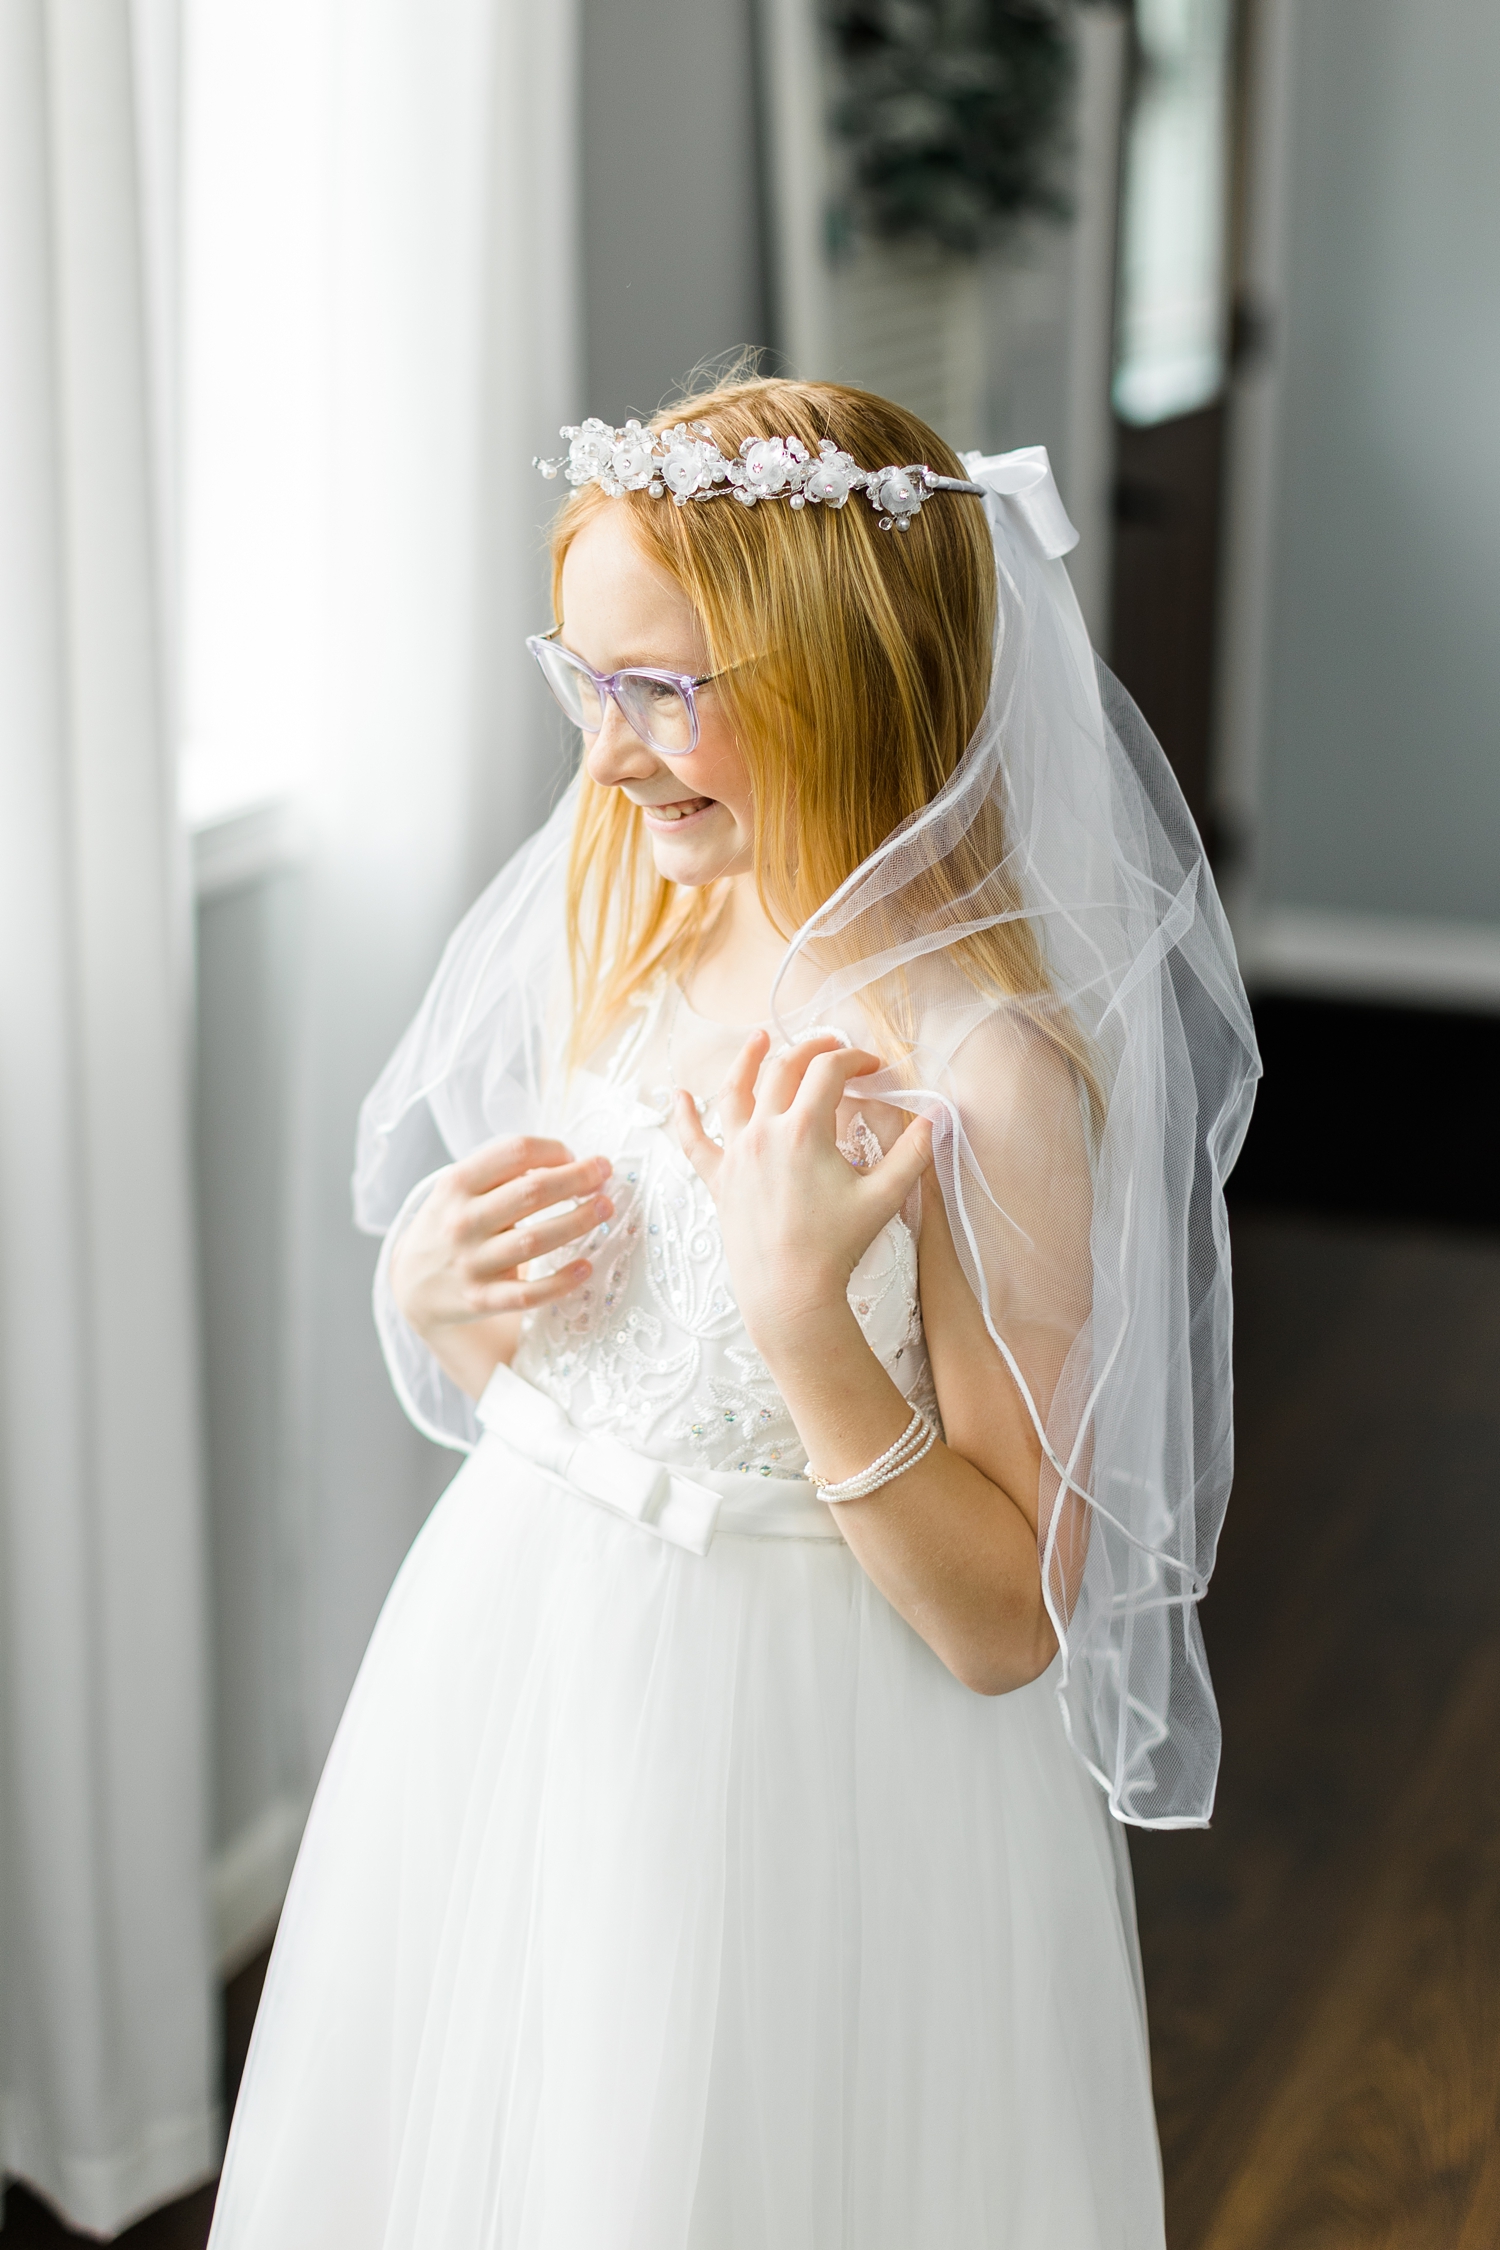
[808,1406,937,1504]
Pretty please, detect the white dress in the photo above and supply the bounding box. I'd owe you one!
[209,1002,1166,2250]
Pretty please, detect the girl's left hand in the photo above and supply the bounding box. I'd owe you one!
[675,1032,933,1360]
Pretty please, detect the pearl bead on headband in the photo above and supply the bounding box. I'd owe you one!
[533,417,986,533]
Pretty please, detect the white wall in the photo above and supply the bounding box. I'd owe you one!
[1220,0,1500,1004]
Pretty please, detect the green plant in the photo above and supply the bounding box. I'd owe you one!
[824,0,1089,257]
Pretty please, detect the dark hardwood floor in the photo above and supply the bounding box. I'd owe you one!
[1132,1210,1500,2249]
[8,1211,1498,2247]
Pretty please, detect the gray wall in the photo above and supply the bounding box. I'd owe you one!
[580,0,771,418]
[1256,0,1500,926]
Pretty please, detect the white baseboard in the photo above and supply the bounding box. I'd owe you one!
[210,1794,306,1976]
[1236,906,1500,1012]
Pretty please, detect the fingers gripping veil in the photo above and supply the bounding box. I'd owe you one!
[354,447,1261,1829]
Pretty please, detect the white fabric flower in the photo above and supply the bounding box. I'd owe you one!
[869,467,922,519]
[804,453,858,507]
[565,418,616,485]
[661,441,709,497]
[610,431,656,490]
[739,437,794,495]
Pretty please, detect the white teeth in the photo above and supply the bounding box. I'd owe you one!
[650,799,710,821]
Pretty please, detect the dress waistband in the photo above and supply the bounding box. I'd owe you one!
[475,1363,842,1556]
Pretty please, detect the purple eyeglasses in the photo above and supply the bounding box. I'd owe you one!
[526,626,728,757]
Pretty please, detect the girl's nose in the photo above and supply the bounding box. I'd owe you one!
[585,697,660,789]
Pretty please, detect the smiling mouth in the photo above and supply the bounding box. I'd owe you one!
[638,795,715,826]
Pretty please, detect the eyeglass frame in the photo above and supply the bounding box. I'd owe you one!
[525,624,732,757]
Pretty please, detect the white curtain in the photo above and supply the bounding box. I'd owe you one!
[0,0,579,2231]
[296,0,581,1779]
[179,0,582,1820]
[0,0,218,2234]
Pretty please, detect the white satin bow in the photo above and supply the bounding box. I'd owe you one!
[960,445,1080,560]
[477,1363,722,1556]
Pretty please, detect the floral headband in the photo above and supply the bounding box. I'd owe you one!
[534,417,986,533]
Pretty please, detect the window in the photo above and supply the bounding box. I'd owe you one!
[1113,0,1234,427]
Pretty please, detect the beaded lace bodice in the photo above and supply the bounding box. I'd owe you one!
[511,989,936,1482]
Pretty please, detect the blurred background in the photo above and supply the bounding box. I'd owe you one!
[1,0,1496,2242]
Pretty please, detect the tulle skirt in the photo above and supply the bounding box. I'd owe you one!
[208,1436,1165,2249]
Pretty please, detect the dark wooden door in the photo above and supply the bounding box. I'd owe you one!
[1108,400,1227,850]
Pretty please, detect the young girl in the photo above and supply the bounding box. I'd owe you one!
[209,379,1257,2248]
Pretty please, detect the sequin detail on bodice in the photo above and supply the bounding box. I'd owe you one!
[511,1074,935,1481]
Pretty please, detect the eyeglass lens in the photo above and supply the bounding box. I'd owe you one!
[533,640,696,756]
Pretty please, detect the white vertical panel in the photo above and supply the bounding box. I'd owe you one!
[0,0,216,2227]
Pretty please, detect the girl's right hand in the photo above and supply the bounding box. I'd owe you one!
[389,1138,612,1356]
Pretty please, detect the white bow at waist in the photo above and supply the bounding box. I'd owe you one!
[475,1363,841,1555]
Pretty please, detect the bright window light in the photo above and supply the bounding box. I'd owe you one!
[1113,0,1234,428]
[179,2,331,827]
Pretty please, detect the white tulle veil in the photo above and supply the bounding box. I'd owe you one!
[353,447,1260,1829]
